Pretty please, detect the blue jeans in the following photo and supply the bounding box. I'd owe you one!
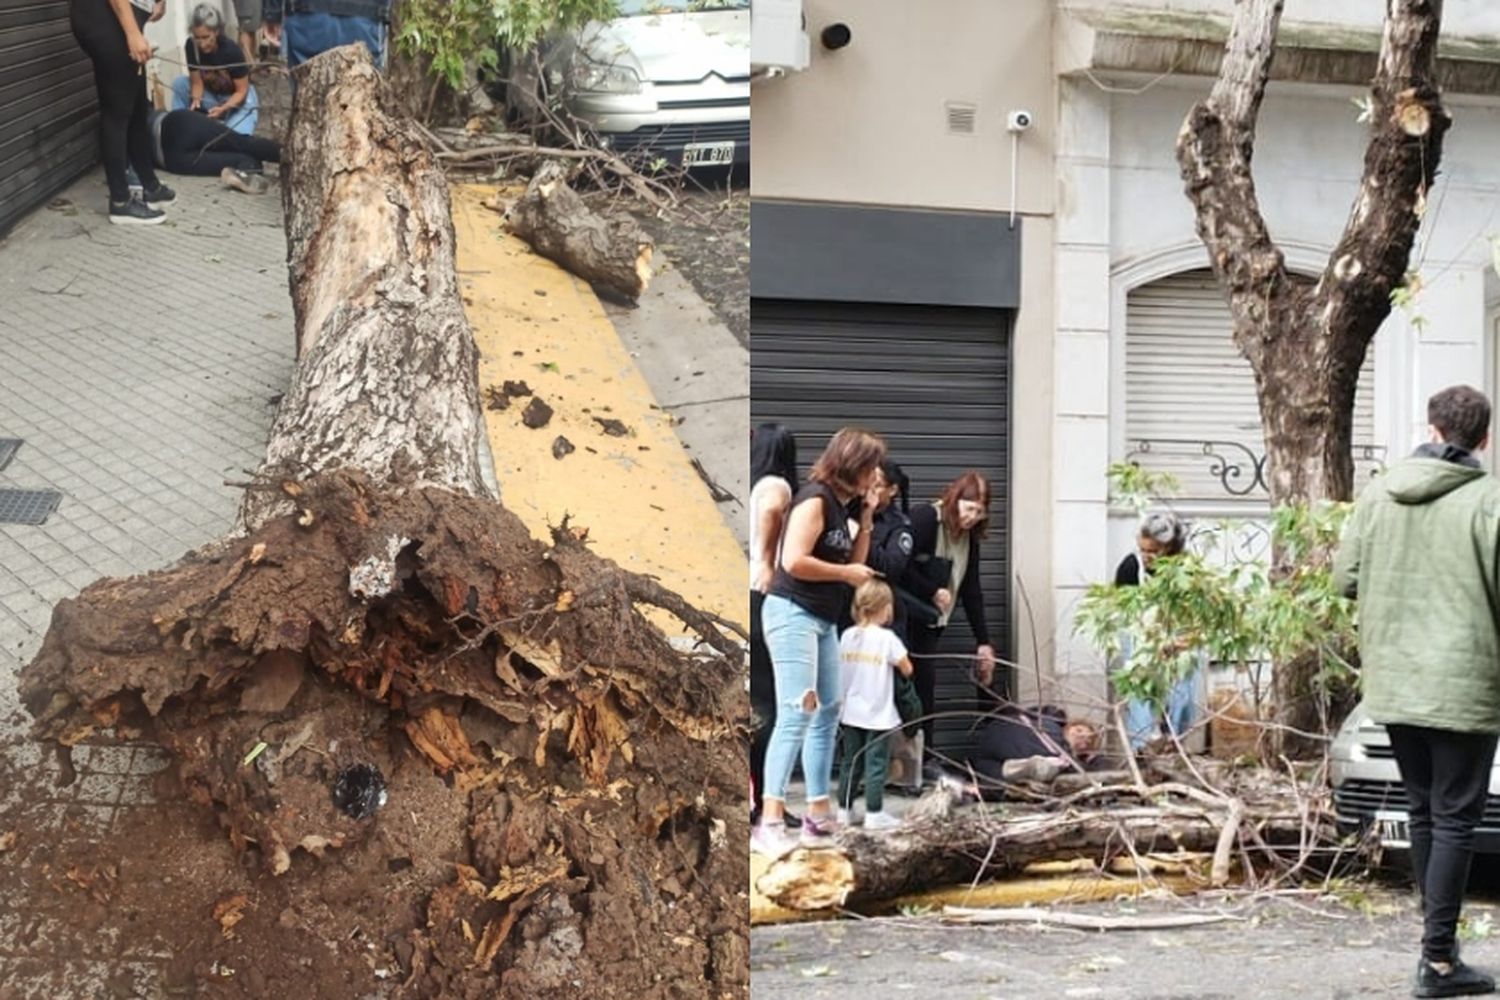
[760,595,842,805]
[169,75,260,135]
[282,12,386,68]
[1118,633,1205,750]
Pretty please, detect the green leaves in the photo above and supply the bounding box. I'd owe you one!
[395,0,620,91]
[1076,501,1358,713]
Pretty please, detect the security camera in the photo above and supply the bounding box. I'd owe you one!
[1006,110,1034,133]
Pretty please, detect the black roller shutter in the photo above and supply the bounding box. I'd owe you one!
[1,0,98,237]
[751,299,1012,760]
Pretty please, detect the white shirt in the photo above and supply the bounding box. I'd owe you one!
[839,624,908,730]
[748,475,791,590]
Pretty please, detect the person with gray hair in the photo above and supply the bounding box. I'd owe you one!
[1113,510,1204,750]
[168,2,260,135]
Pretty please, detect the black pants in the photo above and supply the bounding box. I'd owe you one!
[1388,723,1499,962]
[72,0,159,203]
[907,624,943,752]
[749,591,774,815]
[161,110,281,176]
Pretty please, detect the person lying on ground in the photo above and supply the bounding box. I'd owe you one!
[836,579,914,832]
[939,705,1100,803]
[171,4,259,136]
[148,107,280,193]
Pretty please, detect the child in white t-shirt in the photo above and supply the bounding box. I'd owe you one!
[836,579,913,831]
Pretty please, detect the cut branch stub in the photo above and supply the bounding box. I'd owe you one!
[506,161,655,302]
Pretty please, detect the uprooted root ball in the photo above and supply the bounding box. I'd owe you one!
[20,471,749,998]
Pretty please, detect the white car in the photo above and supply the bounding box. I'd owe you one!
[1330,703,1500,854]
[498,0,750,169]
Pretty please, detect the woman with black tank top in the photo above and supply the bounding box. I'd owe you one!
[751,428,887,859]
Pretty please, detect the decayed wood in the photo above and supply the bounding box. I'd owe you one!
[249,44,489,532]
[1176,0,1447,748]
[755,784,1308,912]
[506,161,655,301]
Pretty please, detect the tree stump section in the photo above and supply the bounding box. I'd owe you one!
[19,45,746,999]
[506,161,655,302]
[756,784,1313,912]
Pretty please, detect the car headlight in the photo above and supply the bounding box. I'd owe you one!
[571,60,642,95]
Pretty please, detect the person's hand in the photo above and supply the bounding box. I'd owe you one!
[128,31,152,65]
[207,104,229,119]
[263,20,282,45]
[843,563,876,587]
[861,482,881,520]
[976,644,996,686]
[149,0,165,22]
[934,587,953,612]
[190,96,202,111]
[752,563,773,594]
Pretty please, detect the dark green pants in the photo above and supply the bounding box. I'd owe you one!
[838,725,891,813]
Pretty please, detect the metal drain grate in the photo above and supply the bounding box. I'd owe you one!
[0,438,20,472]
[0,489,62,526]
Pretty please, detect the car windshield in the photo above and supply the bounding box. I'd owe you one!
[617,0,749,14]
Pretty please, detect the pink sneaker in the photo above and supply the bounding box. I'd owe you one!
[751,822,800,859]
[799,813,841,847]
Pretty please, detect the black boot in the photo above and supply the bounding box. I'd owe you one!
[1415,958,1496,998]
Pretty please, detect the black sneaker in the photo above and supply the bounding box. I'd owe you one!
[142,183,176,204]
[108,197,166,226]
[1415,958,1496,997]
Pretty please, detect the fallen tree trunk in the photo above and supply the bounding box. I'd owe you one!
[506,161,655,301]
[756,784,1316,912]
[20,44,746,1000]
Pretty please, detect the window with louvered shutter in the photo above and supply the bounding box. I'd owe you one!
[1124,269,1377,505]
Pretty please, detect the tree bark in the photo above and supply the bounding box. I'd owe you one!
[242,46,490,533]
[18,44,747,998]
[1177,0,1448,750]
[755,785,1310,912]
[506,161,655,302]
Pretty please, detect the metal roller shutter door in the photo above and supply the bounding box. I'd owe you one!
[0,0,98,237]
[1126,269,1377,502]
[751,299,1012,759]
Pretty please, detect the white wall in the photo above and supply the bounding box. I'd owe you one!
[1064,0,1500,38]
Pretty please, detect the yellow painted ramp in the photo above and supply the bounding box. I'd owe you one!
[451,185,747,633]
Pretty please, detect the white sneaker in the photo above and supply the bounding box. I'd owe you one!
[750,822,800,859]
[836,808,863,827]
[864,811,901,831]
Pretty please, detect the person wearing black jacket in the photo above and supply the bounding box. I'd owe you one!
[943,705,1100,802]
[900,471,996,782]
[841,458,916,643]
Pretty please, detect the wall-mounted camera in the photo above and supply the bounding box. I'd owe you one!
[1006,109,1034,133]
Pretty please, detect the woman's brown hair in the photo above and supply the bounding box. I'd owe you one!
[939,471,991,539]
[808,428,887,495]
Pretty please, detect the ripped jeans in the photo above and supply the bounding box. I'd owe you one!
[760,594,842,805]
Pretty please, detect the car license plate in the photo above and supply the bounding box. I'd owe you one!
[683,141,736,166]
[1374,808,1411,848]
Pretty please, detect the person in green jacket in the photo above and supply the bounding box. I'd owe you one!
[1335,384,1500,999]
